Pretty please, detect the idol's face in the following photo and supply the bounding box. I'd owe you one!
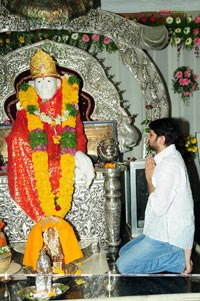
[33,76,61,100]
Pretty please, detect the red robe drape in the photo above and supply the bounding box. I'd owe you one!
[6,87,87,222]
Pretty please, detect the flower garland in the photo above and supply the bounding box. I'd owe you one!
[0,30,118,56]
[141,104,154,156]
[130,13,200,57]
[18,76,79,218]
[172,66,199,104]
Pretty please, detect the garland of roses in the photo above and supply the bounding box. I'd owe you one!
[18,76,79,218]
[172,66,199,104]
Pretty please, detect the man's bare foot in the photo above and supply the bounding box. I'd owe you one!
[182,260,193,275]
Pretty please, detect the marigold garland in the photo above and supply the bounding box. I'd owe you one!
[18,75,79,218]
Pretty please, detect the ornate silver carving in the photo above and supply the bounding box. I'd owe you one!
[0,7,170,123]
[0,39,139,153]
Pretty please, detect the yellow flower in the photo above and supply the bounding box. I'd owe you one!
[48,291,55,297]
[0,39,3,44]
[53,266,65,274]
[18,36,25,44]
[191,137,197,144]
[5,39,10,44]
[53,135,61,144]
[64,116,76,127]
[76,278,85,285]
[19,86,39,109]
[27,113,43,131]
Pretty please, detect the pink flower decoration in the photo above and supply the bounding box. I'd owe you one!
[179,78,191,86]
[172,66,199,103]
[184,71,191,78]
[192,83,197,90]
[193,28,199,35]
[194,16,200,24]
[3,120,11,125]
[175,71,183,78]
[194,38,200,45]
[1,166,7,171]
[183,91,190,96]
[103,37,111,44]
[92,34,100,42]
[82,34,89,43]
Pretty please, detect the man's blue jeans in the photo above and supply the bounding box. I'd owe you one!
[116,234,185,274]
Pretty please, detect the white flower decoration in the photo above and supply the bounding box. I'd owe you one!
[176,17,181,24]
[166,16,173,24]
[63,35,69,42]
[71,33,79,40]
[183,27,190,34]
[175,28,181,33]
[185,37,192,45]
[175,37,181,45]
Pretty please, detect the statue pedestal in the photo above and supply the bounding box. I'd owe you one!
[0,167,125,252]
[0,173,108,252]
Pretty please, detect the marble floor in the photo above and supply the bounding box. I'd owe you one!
[1,201,200,300]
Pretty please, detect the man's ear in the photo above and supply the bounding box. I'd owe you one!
[160,135,166,145]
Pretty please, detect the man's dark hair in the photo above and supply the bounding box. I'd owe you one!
[149,118,180,146]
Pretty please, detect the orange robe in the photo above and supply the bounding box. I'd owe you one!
[23,216,83,270]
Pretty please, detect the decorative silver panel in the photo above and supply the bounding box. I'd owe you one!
[0,175,108,250]
[0,39,140,153]
[0,7,170,121]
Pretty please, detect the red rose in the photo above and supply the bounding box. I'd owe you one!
[150,16,156,23]
[55,205,61,211]
[145,104,153,110]
[140,16,147,23]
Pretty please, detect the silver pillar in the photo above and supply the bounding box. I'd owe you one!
[103,167,122,247]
